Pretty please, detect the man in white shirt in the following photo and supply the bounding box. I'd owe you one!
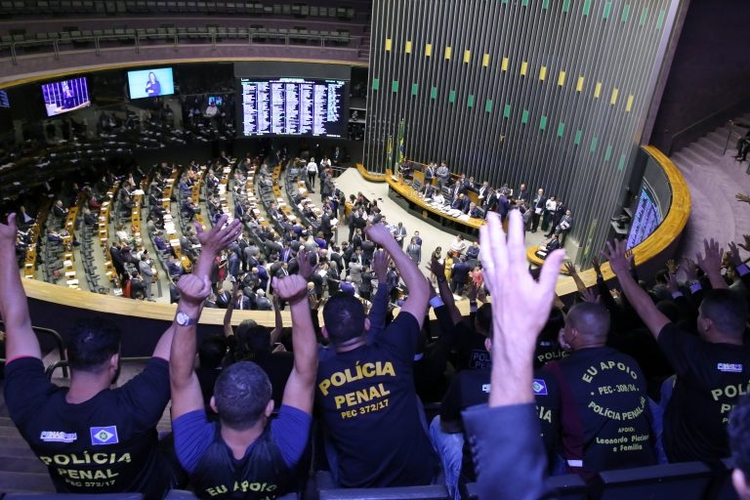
[307,158,319,189]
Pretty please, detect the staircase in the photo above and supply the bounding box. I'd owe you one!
[0,387,56,493]
[667,114,750,261]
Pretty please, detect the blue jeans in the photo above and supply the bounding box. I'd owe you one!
[429,416,464,500]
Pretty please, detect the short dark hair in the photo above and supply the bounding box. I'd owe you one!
[234,319,272,360]
[67,318,121,372]
[323,293,365,346]
[729,394,750,479]
[474,303,492,337]
[567,302,610,340]
[199,335,227,369]
[701,289,748,337]
[213,361,272,430]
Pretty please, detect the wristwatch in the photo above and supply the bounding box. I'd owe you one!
[176,311,198,326]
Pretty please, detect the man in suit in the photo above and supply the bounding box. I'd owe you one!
[436,161,451,190]
[516,183,530,204]
[138,253,156,302]
[393,222,407,249]
[451,193,470,213]
[451,256,471,297]
[450,180,463,204]
[477,181,491,203]
[482,187,498,214]
[553,209,573,245]
[423,162,435,186]
[496,190,511,222]
[530,188,547,233]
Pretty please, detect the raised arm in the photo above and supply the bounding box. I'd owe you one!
[169,215,243,419]
[366,223,430,327]
[462,210,563,500]
[481,211,564,407]
[696,238,729,290]
[367,249,391,342]
[0,213,41,362]
[429,256,462,325]
[602,239,670,339]
[222,282,239,338]
[270,293,284,345]
[154,215,242,361]
[274,274,317,414]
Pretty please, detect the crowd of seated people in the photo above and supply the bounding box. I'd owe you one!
[6,145,750,499]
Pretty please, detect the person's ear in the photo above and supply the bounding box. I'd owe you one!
[732,469,750,500]
[321,326,330,340]
[209,396,218,414]
[265,399,275,418]
[110,352,120,370]
[484,337,492,353]
[364,317,371,332]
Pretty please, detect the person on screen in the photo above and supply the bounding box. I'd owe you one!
[61,82,75,109]
[145,72,161,97]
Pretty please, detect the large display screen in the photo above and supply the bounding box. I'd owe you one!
[626,184,663,250]
[238,77,347,137]
[41,77,90,117]
[127,67,175,99]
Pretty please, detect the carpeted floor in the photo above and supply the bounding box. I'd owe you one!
[670,118,750,261]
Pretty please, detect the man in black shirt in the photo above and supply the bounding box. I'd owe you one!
[430,317,560,498]
[0,213,235,496]
[605,238,750,463]
[316,223,438,487]
[545,302,655,477]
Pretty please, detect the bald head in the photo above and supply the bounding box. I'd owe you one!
[567,302,610,342]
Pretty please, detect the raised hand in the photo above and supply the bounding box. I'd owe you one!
[666,259,678,275]
[602,239,630,277]
[372,249,390,283]
[695,238,723,276]
[580,287,600,304]
[364,223,395,246]
[480,211,565,365]
[428,255,445,279]
[727,242,743,268]
[272,274,308,306]
[739,234,750,252]
[296,248,318,281]
[695,238,727,289]
[0,213,18,247]
[736,193,750,205]
[681,257,698,282]
[193,214,243,258]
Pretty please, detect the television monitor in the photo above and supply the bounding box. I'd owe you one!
[127,67,175,99]
[626,183,663,250]
[207,95,223,106]
[238,77,348,138]
[0,90,9,109]
[41,76,90,117]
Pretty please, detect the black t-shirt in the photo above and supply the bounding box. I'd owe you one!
[452,320,491,371]
[546,347,656,475]
[316,312,438,487]
[4,357,172,496]
[534,339,569,369]
[659,323,750,462]
[440,368,560,479]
